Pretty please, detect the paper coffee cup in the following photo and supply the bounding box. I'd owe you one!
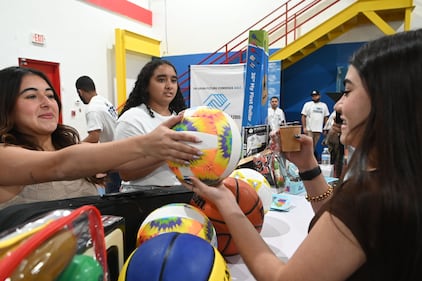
[279,125,301,152]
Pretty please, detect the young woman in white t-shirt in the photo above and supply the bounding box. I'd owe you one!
[116,60,187,190]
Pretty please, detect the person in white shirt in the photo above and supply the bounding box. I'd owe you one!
[115,60,187,191]
[301,90,330,157]
[76,75,121,193]
[267,96,286,131]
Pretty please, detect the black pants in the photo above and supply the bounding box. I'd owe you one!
[330,143,344,178]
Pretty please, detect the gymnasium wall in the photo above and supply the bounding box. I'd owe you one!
[0,0,421,138]
[165,42,364,121]
[164,41,364,155]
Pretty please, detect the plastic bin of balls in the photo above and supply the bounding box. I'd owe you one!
[0,205,108,281]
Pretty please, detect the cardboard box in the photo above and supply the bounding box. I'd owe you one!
[285,178,305,195]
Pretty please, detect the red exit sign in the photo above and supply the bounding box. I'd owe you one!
[32,33,46,45]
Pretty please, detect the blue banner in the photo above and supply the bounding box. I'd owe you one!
[242,30,269,127]
[267,60,282,105]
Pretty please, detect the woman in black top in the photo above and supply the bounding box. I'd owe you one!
[181,28,422,281]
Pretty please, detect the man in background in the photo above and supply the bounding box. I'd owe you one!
[323,110,344,178]
[301,89,330,159]
[75,75,121,193]
[267,96,286,131]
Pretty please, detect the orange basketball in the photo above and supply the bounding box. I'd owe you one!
[190,177,264,257]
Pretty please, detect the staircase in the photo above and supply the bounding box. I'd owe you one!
[178,0,414,98]
[273,0,414,68]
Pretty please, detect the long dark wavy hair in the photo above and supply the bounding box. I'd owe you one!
[119,59,186,117]
[0,66,100,184]
[332,29,422,280]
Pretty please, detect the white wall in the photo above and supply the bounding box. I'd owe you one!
[152,0,283,55]
[155,0,422,52]
[0,0,421,136]
[0,0,160,136]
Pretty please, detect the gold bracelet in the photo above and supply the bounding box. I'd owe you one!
[305,185,334,202]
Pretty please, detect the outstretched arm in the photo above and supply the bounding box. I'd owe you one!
[182,177,365,281]
[116,156,163,181]
[0,115,201,186]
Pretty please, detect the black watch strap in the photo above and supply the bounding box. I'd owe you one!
[299,166,321,181]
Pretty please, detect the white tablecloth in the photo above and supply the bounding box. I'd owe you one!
[226,191,314,280]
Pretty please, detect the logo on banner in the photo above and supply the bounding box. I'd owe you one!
[203,93,230,111]
[251,32,263,45]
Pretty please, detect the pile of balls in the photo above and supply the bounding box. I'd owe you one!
[118,106,273,281]
[119,203,229,281]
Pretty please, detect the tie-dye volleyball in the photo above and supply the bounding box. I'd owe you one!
[168,106,242,186]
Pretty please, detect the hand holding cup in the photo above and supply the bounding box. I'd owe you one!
[279,124,302,152]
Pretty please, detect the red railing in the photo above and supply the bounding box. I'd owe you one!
[178,0,341,98]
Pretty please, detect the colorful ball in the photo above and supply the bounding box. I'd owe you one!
[118,232,231,281]
[230,168,273,214]
[137,203,217,248]
[167,106,242,186]
[191,177,264,257]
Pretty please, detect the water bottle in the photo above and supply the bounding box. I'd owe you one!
[321,147,330,165]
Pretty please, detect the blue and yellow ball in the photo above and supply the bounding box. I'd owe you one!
[118,232,231,281]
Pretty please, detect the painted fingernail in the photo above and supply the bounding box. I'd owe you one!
[294,134,300,139]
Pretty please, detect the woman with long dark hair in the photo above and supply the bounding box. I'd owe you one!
[116,59,187,190]
[0,66,201,208]
[182,29,422,281]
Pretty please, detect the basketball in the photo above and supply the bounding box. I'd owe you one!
[191,177,264,257]
[167,106,242,186]
[137,203,217,248]
[118,232,231,281]
[230,168,273,214]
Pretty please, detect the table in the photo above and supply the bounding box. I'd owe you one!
[226,191,314,280]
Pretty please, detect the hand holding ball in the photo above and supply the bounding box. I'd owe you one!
[230,168,273,214]
[191,177,265,256]
[167,106,242,186]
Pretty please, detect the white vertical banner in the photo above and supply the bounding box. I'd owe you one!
[190,64,245,131]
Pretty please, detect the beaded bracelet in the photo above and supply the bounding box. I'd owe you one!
[305,185,334,202]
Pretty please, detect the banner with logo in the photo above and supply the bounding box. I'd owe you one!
[190,59,281,132]
[190,63,245,131]
[242,30,269,127]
